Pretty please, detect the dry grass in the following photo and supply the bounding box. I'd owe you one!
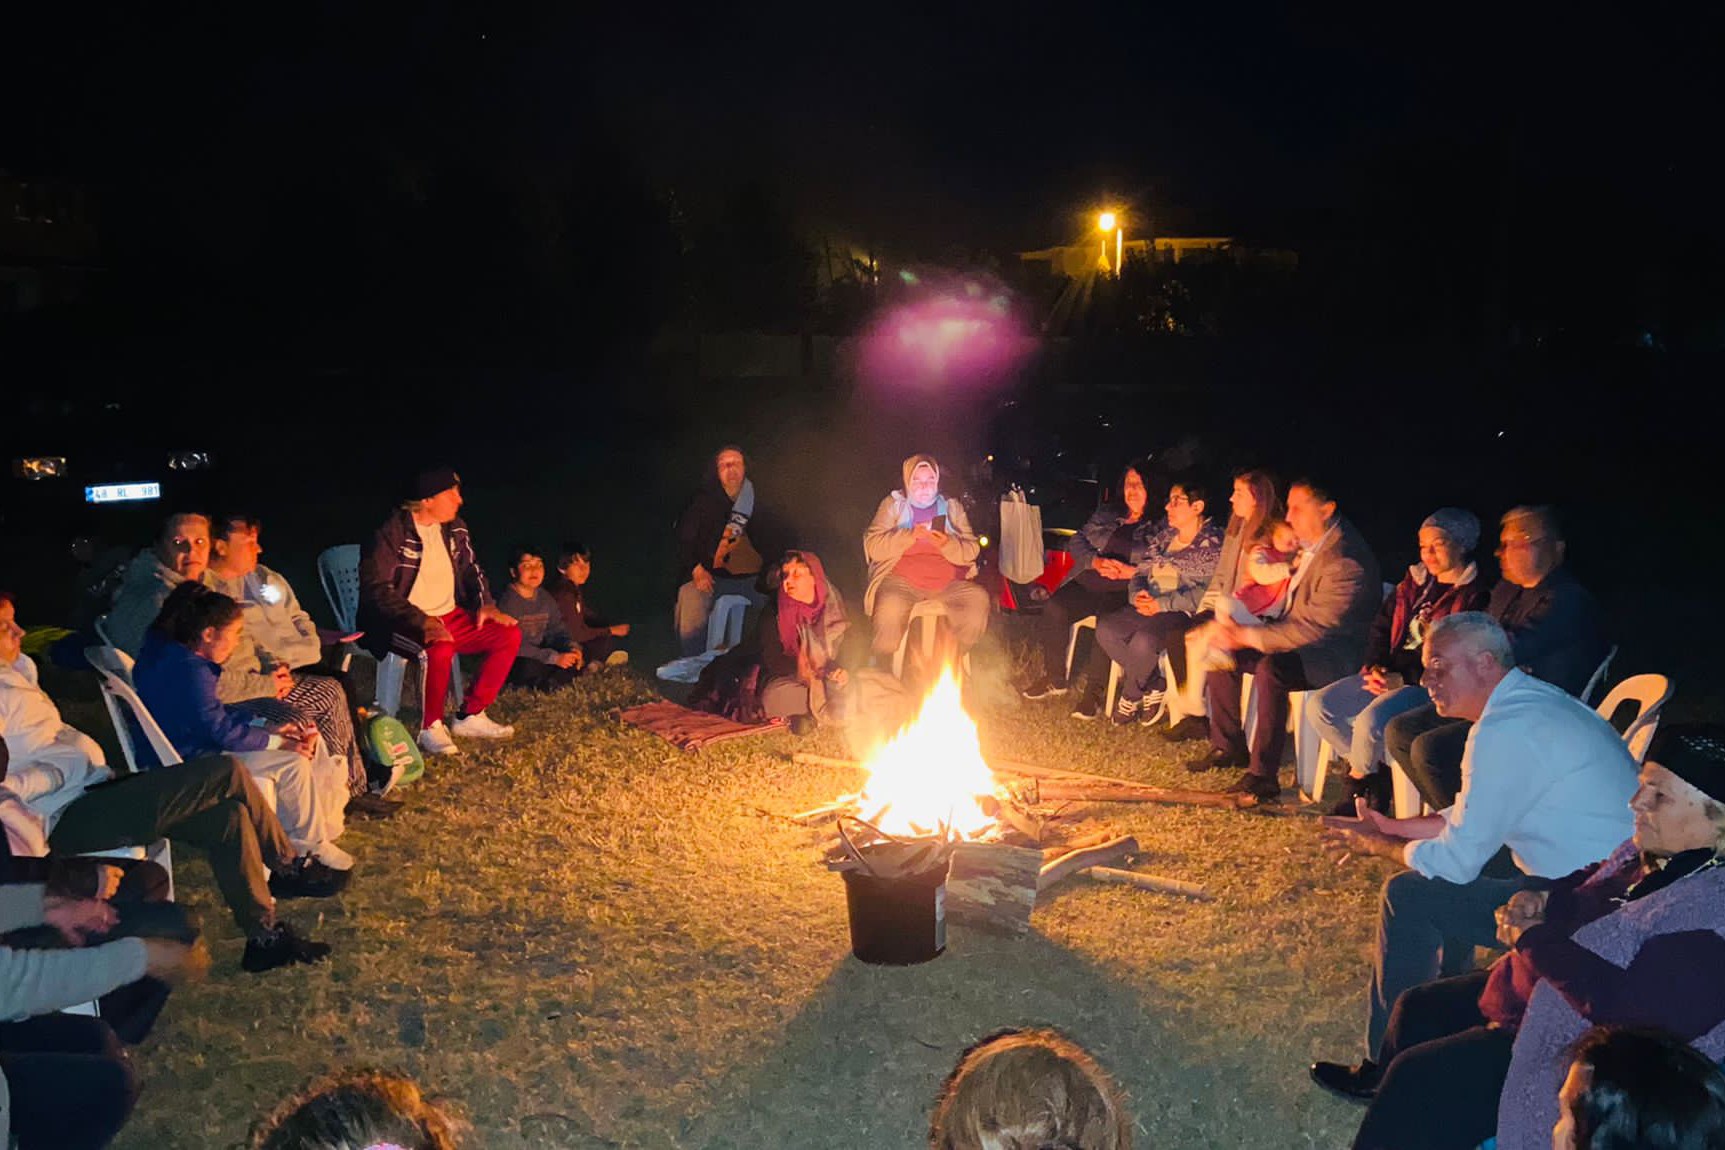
[108,646,1393,1149]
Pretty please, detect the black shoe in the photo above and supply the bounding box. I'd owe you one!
[269,857,350,900]
[1070,695,1106,721]
[1160,716,1208,743]
[1021,677,1069,701]
[1111,695,1142,726]
[346,791,405,820]
[1139,690,1168,727]
[1185,747,1249,773]
[1309,1059,1379,1101]
[788,714,817,737]
[1224,772,1282,801]
[243,921,333,973]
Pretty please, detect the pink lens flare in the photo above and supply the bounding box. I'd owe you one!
[856,272,1035,390]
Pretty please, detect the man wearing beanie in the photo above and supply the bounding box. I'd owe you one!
[357,467,521,756]
[863,454,989,671]
[1306,507,1488,815]
[1312,720,1725,1150]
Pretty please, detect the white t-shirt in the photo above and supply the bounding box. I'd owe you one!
[409,519,458,618]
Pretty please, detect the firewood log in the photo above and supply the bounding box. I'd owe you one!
[1035,835,1139,892]
[1082,866,1210,901]
[945,841,1043,935]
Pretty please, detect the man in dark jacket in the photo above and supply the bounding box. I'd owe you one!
[356,467,522,756]
[1192,478,1382,801]
[672,447,775,656]
[1386,505,1608,810]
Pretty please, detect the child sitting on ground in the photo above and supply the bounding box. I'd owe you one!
[550,541,631,671]
[1195,520,1300,672]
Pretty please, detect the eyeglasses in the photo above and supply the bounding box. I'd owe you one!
[1166,494,1191,506]
[1498,535,1547,551]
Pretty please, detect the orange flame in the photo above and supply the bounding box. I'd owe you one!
[855,666,998,840]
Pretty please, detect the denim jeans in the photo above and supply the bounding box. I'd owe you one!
[1307,676,1431,776]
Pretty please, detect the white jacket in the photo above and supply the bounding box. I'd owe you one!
[0,654,113,830]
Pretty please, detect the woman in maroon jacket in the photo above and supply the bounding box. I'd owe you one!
[1305,508,1488,814]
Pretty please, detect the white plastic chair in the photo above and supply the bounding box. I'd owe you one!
[1239,673,1322,798]
[707,594,750,652]
[892,600,973,680]
[1064,615,1123,716]
[1594,673,1674,763]
[318,544,462,718]
[1581,645,1619,706]
[81,645,178,897]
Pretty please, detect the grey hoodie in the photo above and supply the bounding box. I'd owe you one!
[105,551,185,657]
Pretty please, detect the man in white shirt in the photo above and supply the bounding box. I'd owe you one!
[1309,611,1635,1093]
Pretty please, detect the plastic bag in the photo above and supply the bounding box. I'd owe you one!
[998,489,1045,584]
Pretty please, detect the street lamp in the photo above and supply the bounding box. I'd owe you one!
[1097,210,1123,278]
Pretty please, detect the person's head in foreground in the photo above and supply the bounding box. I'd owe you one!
[1421,611,1514,721]
[1630,723,1725,859]
[154,581,246,664]
[930,1027,1132,1150]
[1553,1026,1725,1150]
[406,467,463,523]
[252,1069,463,1150]
[156,511,212,579]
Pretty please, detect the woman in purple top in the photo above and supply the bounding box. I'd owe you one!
[1312,723,1725,1150]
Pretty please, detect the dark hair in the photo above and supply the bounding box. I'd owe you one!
[1565,1026,1725,1150]
[506,542,545,571]
[1168,474,1211,512]
[1119,458,1162,511]
[151,582,243,647]
[1288,476,1340,507]
[555,541,591,569]
[1230,468,1283,548]
[251,1068,464,1150]
[0,590,14,611]
[211,513,262,538]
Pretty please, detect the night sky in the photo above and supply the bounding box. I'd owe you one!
[5,4,1724,358]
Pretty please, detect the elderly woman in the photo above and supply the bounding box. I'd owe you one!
[1020,460,1158,703]
[1307,508,1488,814]
[1086,477,1223,724]
[104,511,211,657]
[863,454,988,671]
[691,551,848,731]
[1314,723,1725,1150]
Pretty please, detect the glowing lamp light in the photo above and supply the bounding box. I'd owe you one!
[1098,211,1117,232]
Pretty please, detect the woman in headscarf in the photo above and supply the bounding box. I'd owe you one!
[1306,507,1488,814]
[690,551,849,730]
[862,454,988,673]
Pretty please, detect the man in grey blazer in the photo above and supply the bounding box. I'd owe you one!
[1194,478,1381,800]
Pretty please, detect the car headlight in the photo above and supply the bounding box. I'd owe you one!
[13,456,68,480]
[168,451,211,471]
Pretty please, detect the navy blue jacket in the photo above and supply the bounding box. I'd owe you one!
[133,631,271,763]
[357,509,492,657]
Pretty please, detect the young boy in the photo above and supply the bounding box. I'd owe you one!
[495,545,582,691]
[549,542,630,671]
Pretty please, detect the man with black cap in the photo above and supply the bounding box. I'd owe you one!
[1309,721,1725,1150]
[357,467,522,756]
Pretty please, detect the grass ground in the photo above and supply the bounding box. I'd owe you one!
[97,638,1404,1149]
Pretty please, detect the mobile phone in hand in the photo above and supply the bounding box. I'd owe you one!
[931,514,948,533]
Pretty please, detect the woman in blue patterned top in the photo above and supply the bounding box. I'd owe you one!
[1088,478,1224,724]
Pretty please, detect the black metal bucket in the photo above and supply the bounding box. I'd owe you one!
[841,857,951,965]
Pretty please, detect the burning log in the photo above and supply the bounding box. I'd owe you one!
[1039,830,1119,859]
[1036,835,1140,892]
[945,841,1044,936]
[789,752,1256,811]
[1082,867,1211,901]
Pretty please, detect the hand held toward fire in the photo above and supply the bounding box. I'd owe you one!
[43,895,118,945]
[143,938,211,985]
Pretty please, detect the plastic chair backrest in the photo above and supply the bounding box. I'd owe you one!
[93,614,116,650]
[1580,645,1619,706]
[317,545,363,633]
[1594,673,1674,764]
[86,646,183,771]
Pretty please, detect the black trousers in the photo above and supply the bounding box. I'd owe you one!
[1383,704,1472,809]
[1034,581,1128,686]
[1352,970,1515,1150]
[1207,649,1316,779]
[507,657,583,692]
[0,1013,138,1149]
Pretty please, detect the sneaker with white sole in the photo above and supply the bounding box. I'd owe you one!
[1111,695,1142,726]
[451,710,515,739]
[310,841,355,871]
[418,720,458,756]
[1139,690,1168,727]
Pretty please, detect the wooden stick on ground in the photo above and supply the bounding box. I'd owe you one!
[1040,829,1119,860]
[1036,835,1139,893]
[1083,866,1211,901]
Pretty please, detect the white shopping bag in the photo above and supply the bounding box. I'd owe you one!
[998,490,1045,584]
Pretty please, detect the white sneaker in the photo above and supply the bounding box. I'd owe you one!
[310,841,355,871]
[418,720,458,756]
[451,710,515,739]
